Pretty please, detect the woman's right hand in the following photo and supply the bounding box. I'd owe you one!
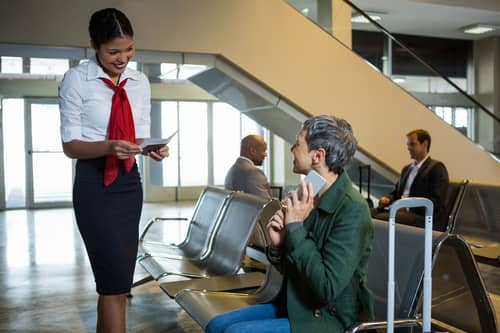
[109,140,142,159]
[146,144,170,161]
[267,208,287,247]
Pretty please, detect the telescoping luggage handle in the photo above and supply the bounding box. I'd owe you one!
[388,198,434,333]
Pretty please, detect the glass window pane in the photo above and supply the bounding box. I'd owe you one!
[449,77,467,91]
[392,35,470,78]
[179,102,208,186]
[241,114,262,137]
[1,56,23,73]
[31,104,62,151]
[352,31,385,71]
[2,99,26,208]
[272,135,286,185]
[213,103,241,185]
[161,101,179,186]
[288,0,319,22]
[442,107,453,124]
[30,58,69,75]
[32,153,72,203]
[30,103,72,203]
[435,106,444,119]
[160,63,178,80]
[432,77,467,93]
[455,107,469,128]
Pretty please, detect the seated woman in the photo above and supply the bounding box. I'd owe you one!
[205,115,374,333]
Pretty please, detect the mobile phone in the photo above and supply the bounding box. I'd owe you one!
[297,170,327,198]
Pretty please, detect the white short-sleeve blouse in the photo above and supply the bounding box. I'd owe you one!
[58,58,151,143]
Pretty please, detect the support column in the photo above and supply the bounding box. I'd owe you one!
[383,37,392,76]
[474,36,500,156]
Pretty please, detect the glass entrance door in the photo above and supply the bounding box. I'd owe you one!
[26,100,73,208]
[2,98,26,209]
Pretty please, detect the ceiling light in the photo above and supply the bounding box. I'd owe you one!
[301,8,309,15]
[462,24,498,35]
[351,12,384,24]
[392,77,406,84]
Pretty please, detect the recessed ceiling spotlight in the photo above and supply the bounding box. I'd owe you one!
[351,11,385,24]
[462,24,499,35]
[301,8,309,15]
[392,77,406,84]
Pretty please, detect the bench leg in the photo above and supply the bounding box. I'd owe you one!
[132,275,155,288]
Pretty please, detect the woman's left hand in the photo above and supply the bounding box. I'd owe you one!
[146,145,169,161]
[284,181,314,225]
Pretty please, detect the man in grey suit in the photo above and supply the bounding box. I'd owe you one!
[225,135,272,199]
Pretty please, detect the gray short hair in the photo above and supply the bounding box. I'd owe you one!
[302,115,357,173]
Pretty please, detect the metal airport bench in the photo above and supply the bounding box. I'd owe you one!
[431,233,497,332]
[133,186,234,288]
[170,187,283,320]
[135,187,280,297]
[448,180,500,267]
[175,259,282,328]
[443,179,468,232]
[159,195,281,298]
[159,194,279,297]
[175,219,497,332]
[353,220,497,332]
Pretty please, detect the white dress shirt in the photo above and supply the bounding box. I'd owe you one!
[58,58,151,143]
[402,154,429,198]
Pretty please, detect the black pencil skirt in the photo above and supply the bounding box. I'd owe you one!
[73,157,143,295]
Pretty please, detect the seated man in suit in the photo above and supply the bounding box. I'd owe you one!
[372,129,449,231]
[225,134,271,200]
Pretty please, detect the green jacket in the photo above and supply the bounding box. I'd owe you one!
[269,172,374,333]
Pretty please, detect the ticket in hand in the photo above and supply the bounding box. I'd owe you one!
[140,131,177,153]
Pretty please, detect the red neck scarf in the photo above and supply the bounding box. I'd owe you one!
[100,77,136,186]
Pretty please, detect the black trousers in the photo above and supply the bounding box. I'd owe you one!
[370,207,425,228]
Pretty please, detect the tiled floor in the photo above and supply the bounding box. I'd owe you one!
[0,203,499,332]
[0,202,203,333]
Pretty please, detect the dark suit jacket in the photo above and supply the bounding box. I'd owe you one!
[388,157,449,231]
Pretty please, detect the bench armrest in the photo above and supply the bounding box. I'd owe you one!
[347,319,421,333]
[139,216,189,241]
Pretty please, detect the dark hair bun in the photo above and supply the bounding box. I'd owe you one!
[89,8,134,48]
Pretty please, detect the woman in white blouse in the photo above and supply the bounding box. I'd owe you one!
[58,8,168,333]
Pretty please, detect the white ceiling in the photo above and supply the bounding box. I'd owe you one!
[409,0,500,12]
[291,0,500,40]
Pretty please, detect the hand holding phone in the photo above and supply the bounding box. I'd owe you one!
[297,170,327,199]
[283,170,325,224]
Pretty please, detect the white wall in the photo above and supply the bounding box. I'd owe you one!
[1,0,499,182]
